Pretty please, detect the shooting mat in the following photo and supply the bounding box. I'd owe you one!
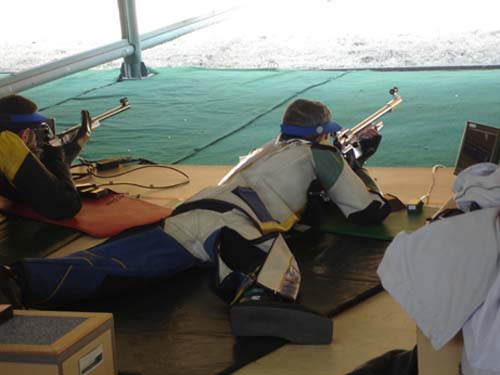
[0,214,80,265]
[6,192,172,238]
[60,229,389,375]
[321,204,438,241]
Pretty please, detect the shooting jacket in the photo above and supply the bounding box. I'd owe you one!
[164,139,389,300]
[0,130,81,219]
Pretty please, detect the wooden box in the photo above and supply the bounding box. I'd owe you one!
[0,310,116,375]
[417,327,463,375]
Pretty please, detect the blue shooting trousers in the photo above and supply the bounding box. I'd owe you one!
[17,226,201,306]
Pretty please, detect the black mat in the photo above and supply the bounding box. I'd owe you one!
[65,229,389,375]
[0,213,81,264]
[0,220,389,375]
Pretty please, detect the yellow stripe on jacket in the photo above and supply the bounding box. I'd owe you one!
[0,131,30,183]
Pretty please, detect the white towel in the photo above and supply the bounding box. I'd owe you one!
[453,163,500,212]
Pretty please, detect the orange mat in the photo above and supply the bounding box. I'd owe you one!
[7,193,172,238]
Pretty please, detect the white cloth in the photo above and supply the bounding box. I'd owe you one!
[462,260,500,374]
[377,207,500,350]
[462,348,500,375]
[453,163,500,212]
[452,162,500,373]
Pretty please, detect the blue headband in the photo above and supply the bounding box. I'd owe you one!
[280,121,342,137]
[9,112,49,124]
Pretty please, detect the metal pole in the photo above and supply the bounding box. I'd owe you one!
[117,0,149,80]
[0,5,236,95]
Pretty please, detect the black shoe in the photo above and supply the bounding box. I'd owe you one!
[230,288,333,345]
[0,266,24,309]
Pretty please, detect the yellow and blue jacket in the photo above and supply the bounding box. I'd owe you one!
[0,130,81,219]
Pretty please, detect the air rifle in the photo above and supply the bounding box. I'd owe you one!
[336,87,402,157]
[48,97,130,147]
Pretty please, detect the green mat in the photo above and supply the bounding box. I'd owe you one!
[320,205,438,241]
[15,67,500,166]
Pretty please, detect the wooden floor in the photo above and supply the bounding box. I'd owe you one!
[54,164,456,374]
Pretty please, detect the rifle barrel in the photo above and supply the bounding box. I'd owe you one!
[56,98,130,139]
[350,96,402,135]
[93,99,130,123]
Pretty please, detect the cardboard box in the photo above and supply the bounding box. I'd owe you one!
[417,327,463,375]
[0,310,116,375]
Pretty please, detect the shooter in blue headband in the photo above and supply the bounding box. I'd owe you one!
[0,94,84,220]
[280,98,340,138]
[280,120,342,139]
[279,98,382,167]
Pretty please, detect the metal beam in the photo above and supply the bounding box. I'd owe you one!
[0,5,236,95]
[117,0,149,80]
[0,41,134,97]
[141,10,232,51]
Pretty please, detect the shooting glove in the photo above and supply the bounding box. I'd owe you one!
[357,134,382,166]
[40,145,74,183]
[300,179,330,226]
[63,110,92,166]
[41,144,65,163]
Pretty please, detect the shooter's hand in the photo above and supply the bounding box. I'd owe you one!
[357,126,382,165]
[63,110,93,166]
[41,144,64,162]
[75,110,93,149]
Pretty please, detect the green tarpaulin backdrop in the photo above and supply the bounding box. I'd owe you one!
[15,67,500,166]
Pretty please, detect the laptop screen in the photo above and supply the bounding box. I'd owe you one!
[454,121,500,175]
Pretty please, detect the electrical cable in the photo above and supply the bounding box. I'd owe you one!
[70,159,190,190]
[420,164,446,204]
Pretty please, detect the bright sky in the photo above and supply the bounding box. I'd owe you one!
[1,0,230,43]
[2,0,500,71]
[2,0,499,43]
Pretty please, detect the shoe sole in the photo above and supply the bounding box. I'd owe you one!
[230,302,333,345]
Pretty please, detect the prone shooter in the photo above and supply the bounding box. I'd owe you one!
[0,94,129,219]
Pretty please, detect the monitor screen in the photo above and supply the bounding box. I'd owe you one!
[454,121,500,175]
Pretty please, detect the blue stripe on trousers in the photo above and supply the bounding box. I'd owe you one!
[20,226,200,305]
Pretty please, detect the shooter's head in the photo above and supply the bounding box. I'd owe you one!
[0,95,52,152]
[280,99,341,143]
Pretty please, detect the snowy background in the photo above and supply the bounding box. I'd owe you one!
[1,0,500,72]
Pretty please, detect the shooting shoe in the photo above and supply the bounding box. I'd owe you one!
[230,288,332,345]
[63,110,93,166]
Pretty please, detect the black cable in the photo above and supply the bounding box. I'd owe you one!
[70,158,96,180]
[71,162,190,190]
[90,164,189,180]
[96,180,189,190]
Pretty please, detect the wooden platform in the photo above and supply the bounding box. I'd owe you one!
[51,165,455,259]
[2,164,457,374]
